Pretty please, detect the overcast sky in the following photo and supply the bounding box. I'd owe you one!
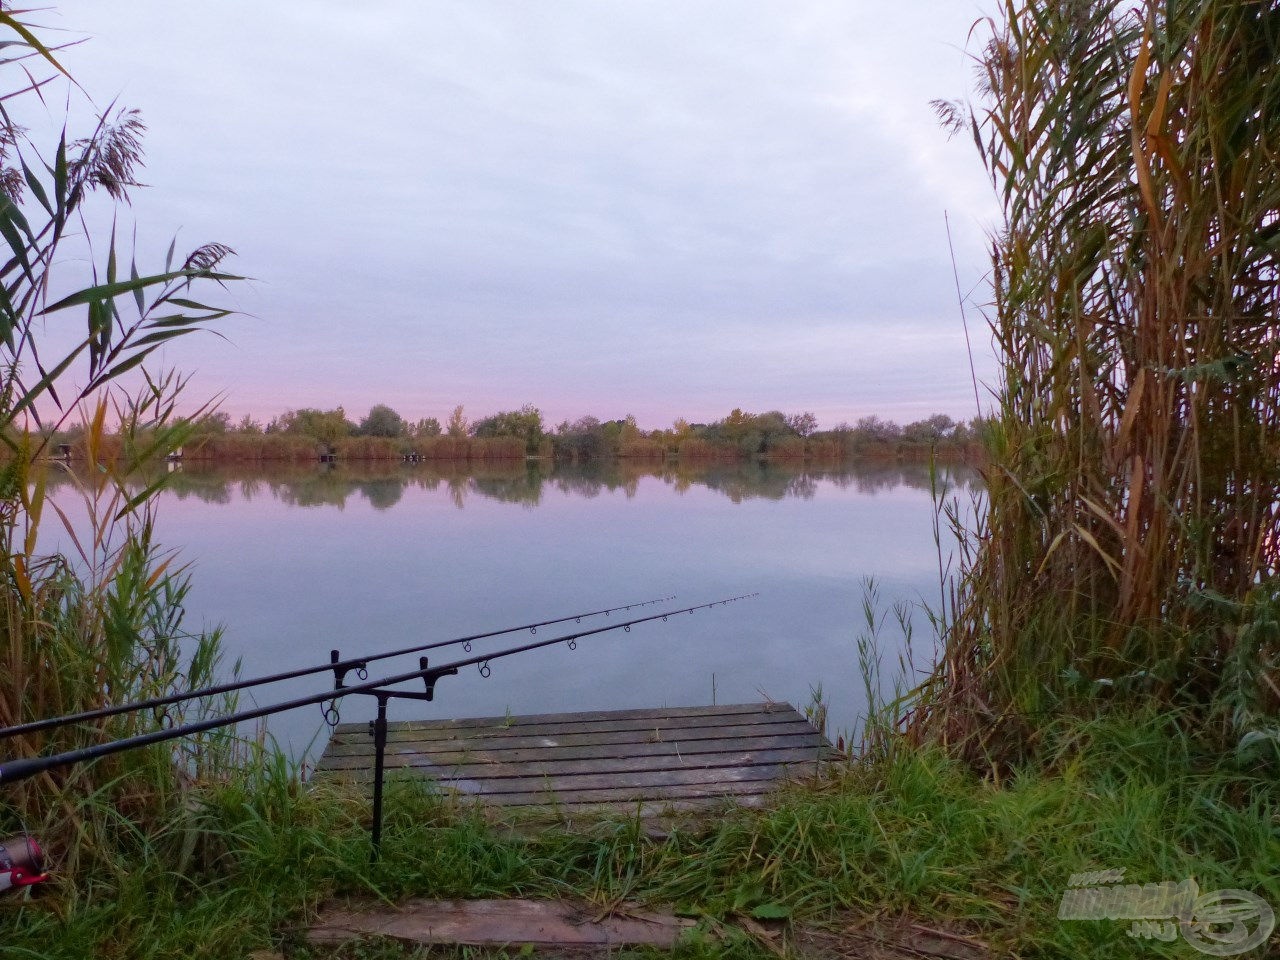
[33,2,998,431]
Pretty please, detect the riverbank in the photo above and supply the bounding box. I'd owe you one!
[5,709,1274,959]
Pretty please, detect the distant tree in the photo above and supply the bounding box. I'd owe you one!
[446,405,469,438]
[786,412,818,437]
[414,416,442,438]
[236,414,264,434]
[902,414,956,445]
[599,419,626,450]
[358,403,407,438]
[471,403,545,453]
[721,408,749,443]
[277,407,353,443]
[555,415,605,460]
[853,415,902,444]
[193,411,232,434]
[700,408,801,455]
[619,413,640,444]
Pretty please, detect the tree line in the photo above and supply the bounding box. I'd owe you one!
[49,403,987,464]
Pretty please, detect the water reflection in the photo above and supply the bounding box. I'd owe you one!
[42,456,981,755]
[53,458,980,510]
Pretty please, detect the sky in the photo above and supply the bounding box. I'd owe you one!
[28,1,999,432]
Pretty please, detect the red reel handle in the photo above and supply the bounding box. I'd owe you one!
[1,835,48,893]
[7,868,48,887]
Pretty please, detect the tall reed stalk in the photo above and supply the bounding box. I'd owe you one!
[921,0,1280,759]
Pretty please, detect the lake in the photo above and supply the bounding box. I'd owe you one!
[48,458,979,761]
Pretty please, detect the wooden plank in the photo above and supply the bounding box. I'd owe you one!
[308,898,696,948]
[325,720,817,754]
[391,711,800,735]
[323,746,832,780]
[338,707,807,743]
[473,779,794,807]
[334,760,824,793]
[314,737,824,773]
[316,732,829,769]
[330,702,793,736]
[516,794,773,814]
[331,775,780,808]
[360,727,803,757]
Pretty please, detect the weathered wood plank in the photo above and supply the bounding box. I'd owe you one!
[526,794,773,814]
[336,708,806,742]
[314,737,824,773]
[316,732,829,768]
[331,775,783,807]
[470,779,799,807]
[320,746,833,779]
[309,898,696,948]
[334,760,825,793]
[330,702,793,736]
[325,720,817,754]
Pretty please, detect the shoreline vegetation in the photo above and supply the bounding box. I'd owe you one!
[4,3,1279,960]
[45,404,987,465]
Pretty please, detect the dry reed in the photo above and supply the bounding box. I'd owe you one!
[918,0,1280,759]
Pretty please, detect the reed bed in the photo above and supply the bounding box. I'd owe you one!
[919,0,1280,760]
[122,432,537,463]
[0,402,246,889]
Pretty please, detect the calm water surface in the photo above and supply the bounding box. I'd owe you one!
[54,460,978,758]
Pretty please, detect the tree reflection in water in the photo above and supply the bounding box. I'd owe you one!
[45,457,982,509]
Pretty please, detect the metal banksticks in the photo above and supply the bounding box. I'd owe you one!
[0,594,676,740]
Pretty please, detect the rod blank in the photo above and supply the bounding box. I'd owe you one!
[0,594,756,786]
[0,595,675,740]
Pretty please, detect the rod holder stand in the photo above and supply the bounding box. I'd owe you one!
[329,649,368,690]
[341,657,458,864]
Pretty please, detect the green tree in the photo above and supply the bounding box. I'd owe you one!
[852,415,901,444]
[901,414,955,445]
[277,407,352,443]
[357,403,407,438]
[446,404,468,438]
[471,403,545,454]
[786,411,818,437]
[193,411,233,434]
[554,415,605,460]
[413,416,442,438]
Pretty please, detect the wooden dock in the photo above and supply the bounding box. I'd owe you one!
[315,702,838,811]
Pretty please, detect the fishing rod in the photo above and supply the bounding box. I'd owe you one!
[0,593,756,789]
[1,592,756,870]
[0,594,676,740]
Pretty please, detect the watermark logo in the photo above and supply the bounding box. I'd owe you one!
[1059,869,1275,956]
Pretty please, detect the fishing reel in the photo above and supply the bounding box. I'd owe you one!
[0,835,48,894]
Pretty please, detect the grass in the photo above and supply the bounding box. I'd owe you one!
[4,707,1275,959]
